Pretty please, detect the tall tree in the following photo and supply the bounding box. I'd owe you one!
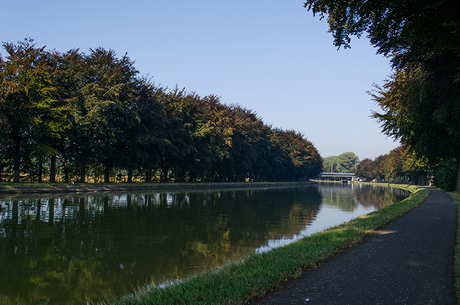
[270,129,322,181]
[194,96,233,182]
[226,105,261,182]
[304,0,460,190]
[158,89,197,182]
[382,146,404,181]
[52,48,87,182]
[335,152,359,173]
[0,39,64,182]
[1,39,324,184]
[355,158,373,180]
[371,67,460,188]
[322,153,358,173]
[85,48,139,183]
[304,0,459,64]
[127,77,165,182]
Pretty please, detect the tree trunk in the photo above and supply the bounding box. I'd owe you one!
[14,161,20,182]
[145,167,151,182]
[13,132,21,183]
[80,165,86,183]
[63,160,69,183]
[161,168,168,183]
[38,161,43,183]
[127,167,133,183]
[13,144,20,183]
[49,155,56,183]
[104,163,111,183]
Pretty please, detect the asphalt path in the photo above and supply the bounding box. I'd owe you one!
[249,188,457,305]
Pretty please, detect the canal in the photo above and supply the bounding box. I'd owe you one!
[0,183,409,304]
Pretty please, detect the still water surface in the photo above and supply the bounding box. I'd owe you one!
[0,183,408,304]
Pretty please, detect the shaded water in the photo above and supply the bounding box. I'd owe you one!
[0,183,409,304]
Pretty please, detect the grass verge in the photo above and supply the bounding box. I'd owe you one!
[448,192,460,303]
[105,184,427,305]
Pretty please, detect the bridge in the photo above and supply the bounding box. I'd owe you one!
[316,172,356,181]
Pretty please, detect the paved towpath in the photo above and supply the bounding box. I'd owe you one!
[250,188,457,305]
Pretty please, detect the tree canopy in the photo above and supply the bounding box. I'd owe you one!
[322,152,359,173]
[304,0,459,66]
[355,145,430,184]
[0,39,322,183]
[305,0,460,190]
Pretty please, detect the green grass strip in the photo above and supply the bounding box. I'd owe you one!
[448,192,460,303]
[107,185,428,305]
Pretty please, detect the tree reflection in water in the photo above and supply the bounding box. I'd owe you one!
[0,184,407,304]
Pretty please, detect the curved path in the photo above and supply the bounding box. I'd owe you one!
[250,188,457,305]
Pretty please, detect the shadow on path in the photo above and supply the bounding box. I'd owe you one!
[249,188,457,305]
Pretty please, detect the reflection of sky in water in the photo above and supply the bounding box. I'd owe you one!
[256,202,376,253]
[0,184,408,304]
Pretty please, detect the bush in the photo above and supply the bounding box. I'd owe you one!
[433,159,457,191]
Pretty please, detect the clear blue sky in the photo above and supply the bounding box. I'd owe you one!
[1,0,400,160]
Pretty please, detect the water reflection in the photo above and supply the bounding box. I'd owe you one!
[0,184,408,304]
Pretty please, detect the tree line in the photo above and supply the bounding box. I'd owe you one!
[0,39,322,183]
[322,152,359,173]
[356,145,458,191]
[305,0,460,191]
[355,146,429,185]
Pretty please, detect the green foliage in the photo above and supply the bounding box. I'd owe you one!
[0,39,322,183]
[0,38,67,182]
[355,146,431,183]
[370,67,459,187]
[433,159,458,192]
[355,158,374,180]
[336,152,359,173]
[322,152,358,173]
[303,0,459,68]
[382,148,401,181]
[304,0,460,190]
[371,68,460,164]
[322,156,337,172]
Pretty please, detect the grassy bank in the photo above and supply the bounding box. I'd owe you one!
[448,192,460,302]
[106,184,428,305]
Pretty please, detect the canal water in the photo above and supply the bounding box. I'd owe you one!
[0,183,409,304]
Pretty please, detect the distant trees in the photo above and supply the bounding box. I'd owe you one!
[0,39,322,183]
[355,146,430,185]
[354,159,373,180]
[322,152,359,173]
[355,145,459,189]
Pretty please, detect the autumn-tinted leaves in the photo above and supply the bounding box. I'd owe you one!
[0,39,322,183]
